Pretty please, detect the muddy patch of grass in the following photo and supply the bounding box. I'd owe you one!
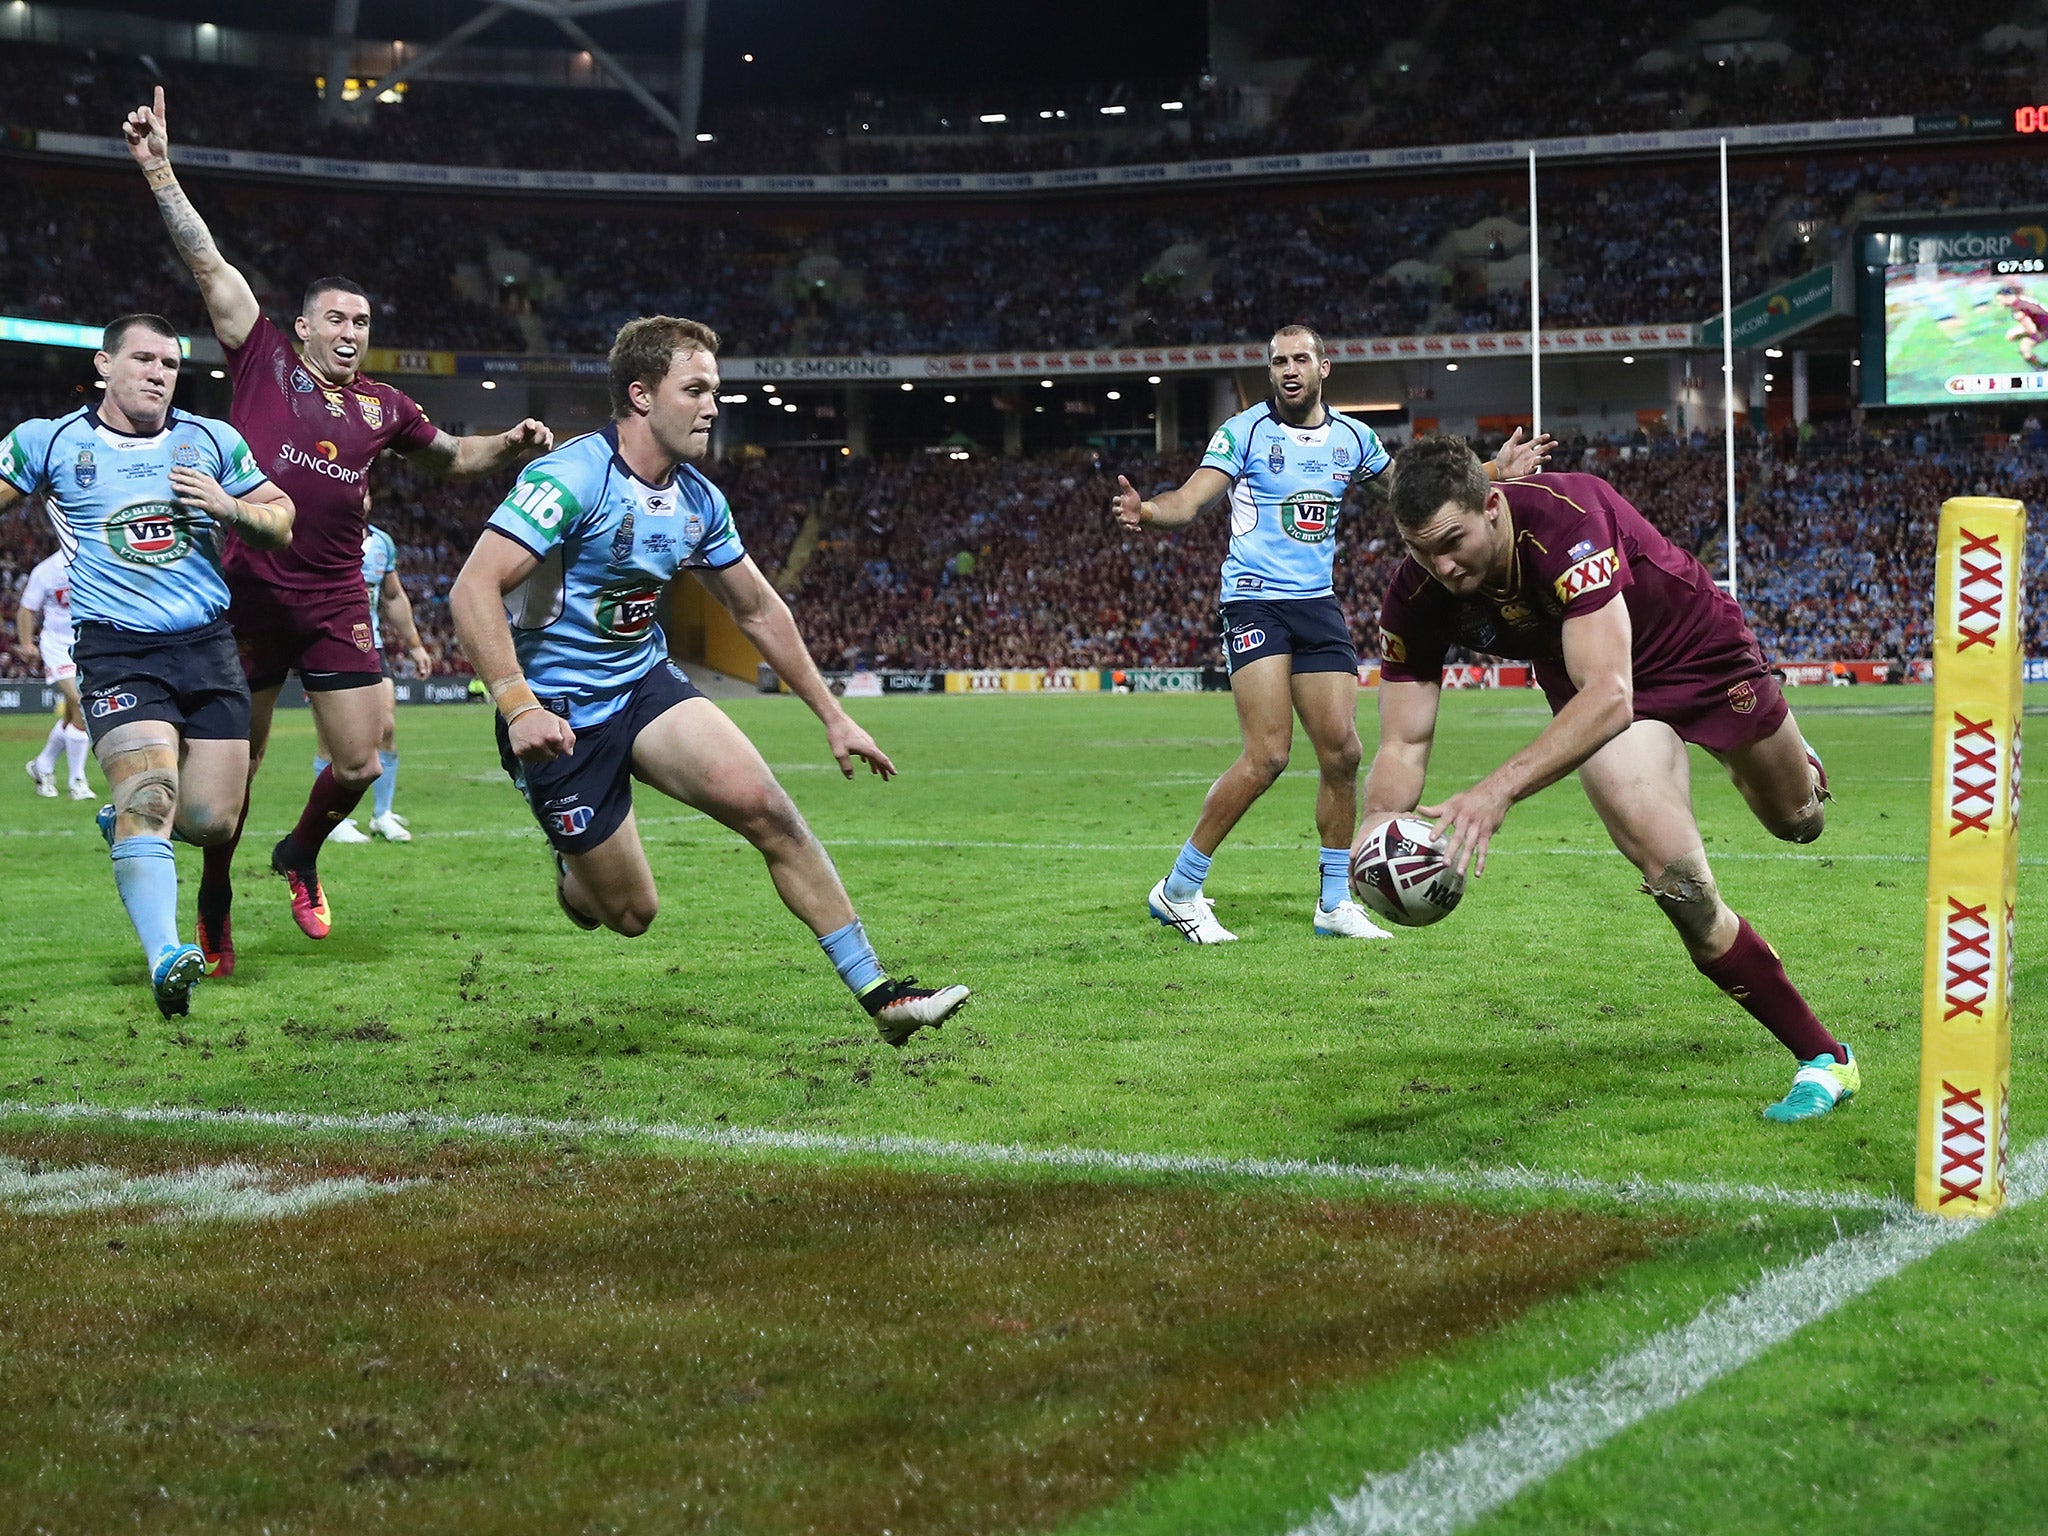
[0,1128,1675,1534]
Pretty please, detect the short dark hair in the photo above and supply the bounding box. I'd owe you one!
[101,313,179,357]
[607,315,721,417]
[1388,434,1491,529]
[1270,323,1325,361]
[302,275,370,314]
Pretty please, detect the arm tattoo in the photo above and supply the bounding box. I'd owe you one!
[151,177,221,274]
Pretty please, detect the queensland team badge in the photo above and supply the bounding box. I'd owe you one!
[1728,680,1757,715]
[353,623,373,652]
[354,392,384,432]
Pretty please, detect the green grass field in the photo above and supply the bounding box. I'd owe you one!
[3,686,2045,1533]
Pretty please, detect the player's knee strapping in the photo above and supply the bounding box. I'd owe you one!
[112,765,179,832]
[1639,849,1727,948]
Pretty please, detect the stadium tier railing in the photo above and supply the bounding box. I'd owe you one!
[28,114,1923,201]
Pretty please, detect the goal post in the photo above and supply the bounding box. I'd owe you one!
[1917,496,2026,1217]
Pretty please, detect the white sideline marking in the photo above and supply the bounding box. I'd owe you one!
[0,1152,412,1222]
[1288,1137,2048,1536]
[0,1101,1895,1213]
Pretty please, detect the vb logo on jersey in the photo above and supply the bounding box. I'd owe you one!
[550,805,595,838]
[594,585,661,642]
[1279,490,1336,543]
[107,501,191,566]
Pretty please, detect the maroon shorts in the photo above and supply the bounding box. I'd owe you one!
[1536,626,1788,756]
[226,574,384,693]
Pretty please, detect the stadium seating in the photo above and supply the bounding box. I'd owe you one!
[0,4,2030,176]
[10,148,2048,360]
[12,398,2035,678]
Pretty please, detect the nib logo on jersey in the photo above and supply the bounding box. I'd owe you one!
[279,439,364,484]
[107,500,192,566]
[594,584,662,642]
[1278,489,1337,543]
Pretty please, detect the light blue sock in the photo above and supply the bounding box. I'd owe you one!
[1163,839,1213,901]
[110,834,180,963]
[312,754,331,777]
[373,750,399,819]
[818,918,886,997]
[1319,847,1351,911]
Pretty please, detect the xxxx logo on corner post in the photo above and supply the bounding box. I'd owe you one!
[1917,497,2025,1218]
[106,500,192,565]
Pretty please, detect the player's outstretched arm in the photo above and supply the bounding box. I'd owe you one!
[406,421,555,479]
[1424,599,1635,877]
[380,569,433,677]
[168,467,294,550]
[1359,680,1441,843]
[122,87,260,350]
[694,556,894,780]
[1112,466,1231,530]
[450,530,576,763]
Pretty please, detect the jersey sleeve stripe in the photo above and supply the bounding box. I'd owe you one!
[484,521,550,560]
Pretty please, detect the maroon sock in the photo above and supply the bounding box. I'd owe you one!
[198,793,249,914]
[1694,916,1843,1062]
[288,766,369,866]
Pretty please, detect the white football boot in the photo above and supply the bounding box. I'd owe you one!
[369,811,413,842]
[325,816,371,844]
[25,758,56,798]
[1313,899,1392,939]
[1148,879,1238,943]
[67,778,94,801]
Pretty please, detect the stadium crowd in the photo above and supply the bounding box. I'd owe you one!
[11,146,2048,363]
[13,409,2044,680]
[0,3,2031,177]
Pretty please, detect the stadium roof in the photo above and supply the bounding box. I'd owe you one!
[68,0,1205,102]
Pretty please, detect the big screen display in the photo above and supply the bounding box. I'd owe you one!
[1860,217,2048,405]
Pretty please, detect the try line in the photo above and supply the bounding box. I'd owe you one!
[0,1099,1899,1213]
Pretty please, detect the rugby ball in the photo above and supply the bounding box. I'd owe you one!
[1350,815,1464,927]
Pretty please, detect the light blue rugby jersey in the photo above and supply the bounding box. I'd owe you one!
[485,424,746,728]
[0,406,268,633]
[1201,401,1390,602]
[362,524,398,649]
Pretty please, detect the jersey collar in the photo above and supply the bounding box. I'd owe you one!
[87,406,175,441]
[602,421,681,491]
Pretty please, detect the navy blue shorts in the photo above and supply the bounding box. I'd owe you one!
[497,659,705,856]
[1217,597,1358,676]
[73,618,253,746]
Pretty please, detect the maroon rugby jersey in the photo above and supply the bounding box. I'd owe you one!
[1378,473,1744,690]
[2013,297,2048,334]
[223,316,438,591]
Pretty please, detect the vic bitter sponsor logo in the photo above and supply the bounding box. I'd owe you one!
[279,440,365,483]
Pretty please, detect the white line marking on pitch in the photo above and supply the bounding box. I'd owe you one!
[1286,1137,2047,1536]
[0,1152,413,1222]
[0,1101,1896,1213]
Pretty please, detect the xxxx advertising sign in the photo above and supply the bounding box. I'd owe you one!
[1918,498,2025,1217]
